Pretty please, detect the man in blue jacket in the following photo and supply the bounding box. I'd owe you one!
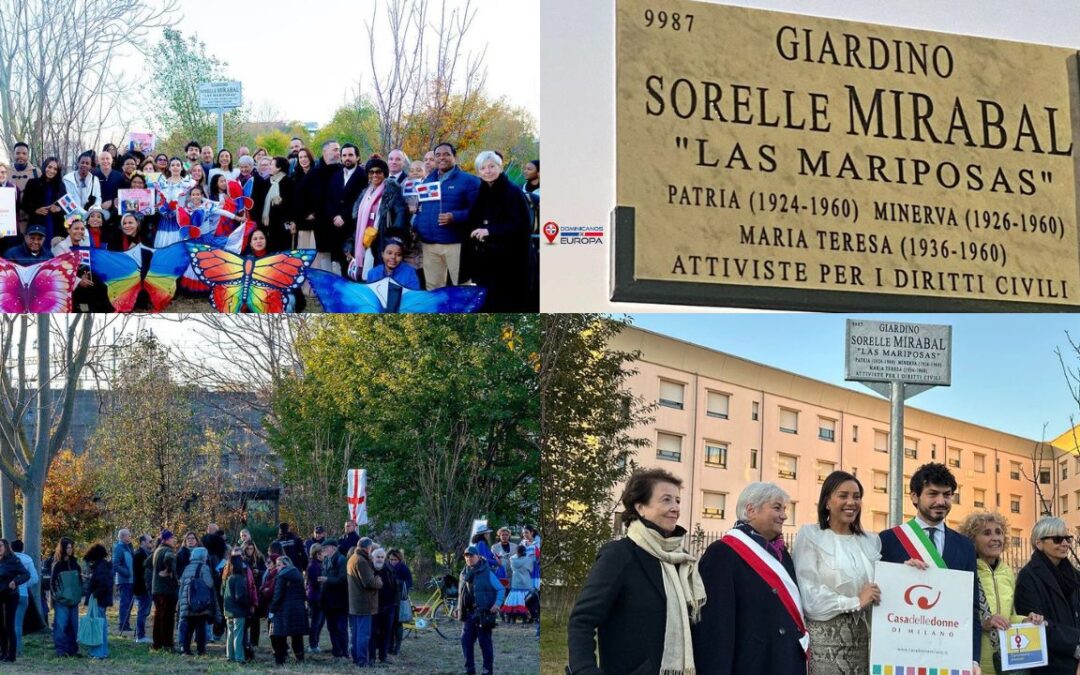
[3,223,52,264]
[458,545,505,675]
[412,142,480,290]
[879,462,981,671]
[112,528,135,635]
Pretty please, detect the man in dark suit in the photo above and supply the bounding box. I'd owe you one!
[321,143,367,276]
[879,462,981,671]
[693,482,807,674]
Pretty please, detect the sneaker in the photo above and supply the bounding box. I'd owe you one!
[310,646,321,653]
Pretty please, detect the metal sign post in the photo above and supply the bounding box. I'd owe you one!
[845,320,953,526]
[197,81,243,150]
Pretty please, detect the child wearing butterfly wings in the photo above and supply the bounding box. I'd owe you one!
[364,238,420,290]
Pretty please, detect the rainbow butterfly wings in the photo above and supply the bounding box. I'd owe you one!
[88,242,191,312]
[184,243,315,313]
[0,253,80,313]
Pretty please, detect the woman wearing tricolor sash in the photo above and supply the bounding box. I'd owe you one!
[793,471,881,675]
[693,482,808,674]
[567,468,706,675]
[961,511,1044,675]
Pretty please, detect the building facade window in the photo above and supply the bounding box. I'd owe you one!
[656,432,682,461]
[819,418,836,442]
[1040,469,1051,485]
[706,391,730,419]
[874,430,888,453]
[705,441,728,468]
[702,491,726,519]
[1010,461,1022,480]
[947,447,961,468]
[817,460,836,483]
[779,408,799,434]
[778,453,798,480]
[872,470,887,494]
[1062,494,1069,514]
[751,401,759,421]
[750,448,758,469]
[904,437,918,459]
[852,425,859,442]
[1062,460,1069,481]
[974,453,986,473]
[1010,495,1021,514]
[974,488,986,508]
[659,379,685,409]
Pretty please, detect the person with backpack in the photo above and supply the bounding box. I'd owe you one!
[50,537,82,658]
[177,546,219,656]
[0,539,30,663]
[268,555,308,665]
[83,544,113,660]
[150,531,178,652]
[222,548,256,664]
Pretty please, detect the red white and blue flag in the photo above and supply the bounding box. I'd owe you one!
[414,181,442,202]
[55,194,79,215]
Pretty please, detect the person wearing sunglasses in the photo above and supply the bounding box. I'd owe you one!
[962,511,1044,675]
[1015,516,1080,675]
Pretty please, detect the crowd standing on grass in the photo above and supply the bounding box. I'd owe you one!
[566,463,1076,675]
[1,139,540,312]
[14,518,539,673]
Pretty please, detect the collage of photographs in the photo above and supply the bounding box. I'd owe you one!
[0,0,1079,673]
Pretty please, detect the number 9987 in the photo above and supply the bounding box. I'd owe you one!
[644,9,693,32]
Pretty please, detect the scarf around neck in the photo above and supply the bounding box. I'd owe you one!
[627,518,706,675]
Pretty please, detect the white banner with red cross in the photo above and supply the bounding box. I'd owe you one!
[347,469,369,525]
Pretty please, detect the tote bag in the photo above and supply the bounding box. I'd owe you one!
[77,596,104,647]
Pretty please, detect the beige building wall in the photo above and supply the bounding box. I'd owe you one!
[611,327,1051,548]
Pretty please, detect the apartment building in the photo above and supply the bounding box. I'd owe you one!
[611,327,1053,549]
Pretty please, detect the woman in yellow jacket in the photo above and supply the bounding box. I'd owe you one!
[962,511,1044,675]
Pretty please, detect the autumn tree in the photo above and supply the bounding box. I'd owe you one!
[91,331,226,536]
[540,315,654,616]
[41,450,110,556]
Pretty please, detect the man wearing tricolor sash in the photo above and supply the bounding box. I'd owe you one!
[693,482,809,674]
[878,462,982,672]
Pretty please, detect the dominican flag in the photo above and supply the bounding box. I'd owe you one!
[415,181,442,202]
[72,245,91,270]
[55,194,79,215]
[401,180,418,198]
[347,469,369,525]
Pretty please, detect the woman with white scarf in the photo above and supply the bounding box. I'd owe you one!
[568,468,706,675]
[261,156,295,252]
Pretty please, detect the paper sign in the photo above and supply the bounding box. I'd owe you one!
[118,189,156,216]
[470,518,488,539]
[129,132,156,154]
[0,187,15,237]
[870,561,974,675]
[998,623,1049,670]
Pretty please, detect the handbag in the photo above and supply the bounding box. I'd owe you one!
[77,596,104,647]
[398,590,412,622]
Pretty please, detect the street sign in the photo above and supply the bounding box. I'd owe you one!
[845,320,952,386]
[197,81,242,110]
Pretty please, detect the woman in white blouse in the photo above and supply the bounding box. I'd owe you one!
[793,470,882,675]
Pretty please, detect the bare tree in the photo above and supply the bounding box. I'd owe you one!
[279,430,355,539]
[0,0,178,164]
[365,0,487,154]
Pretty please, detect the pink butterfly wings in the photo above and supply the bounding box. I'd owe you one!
[0,253,80,313]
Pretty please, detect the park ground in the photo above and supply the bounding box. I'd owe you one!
[8,606,539,674]
[539,616,564,675]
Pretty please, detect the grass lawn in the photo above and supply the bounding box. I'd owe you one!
[539,616,566,675]
[9,605,539,673]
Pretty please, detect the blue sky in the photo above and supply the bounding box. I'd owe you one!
[629,314,1080,443]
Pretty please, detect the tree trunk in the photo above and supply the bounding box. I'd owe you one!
[23,315,49,565]
[0,471,15,540]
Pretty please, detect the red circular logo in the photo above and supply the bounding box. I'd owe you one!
[903,584,941,610]
[542,221,559,244]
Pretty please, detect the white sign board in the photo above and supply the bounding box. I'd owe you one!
[198,81,242,110]
[0,187,15,237]
[845,319,952,385]
[870,562,974,674]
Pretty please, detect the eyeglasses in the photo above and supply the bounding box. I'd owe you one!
[368,169,384,175]
[1041,535,1074,544]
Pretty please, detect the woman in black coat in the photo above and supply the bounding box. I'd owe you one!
[290,148,319,252]
[0,539,30,663]
[567,468,705,675]
[268,556,307,665]
[19,158,65,250]
[468,151,535,312]
[1014,516,1080,675]
[82,543,113,659]
[261,157,295,253]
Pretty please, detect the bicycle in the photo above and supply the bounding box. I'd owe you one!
[401,574,459,640]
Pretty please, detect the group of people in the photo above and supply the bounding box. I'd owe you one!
[0,138,540,312]
[3,518,539,674]
[569,461,1080,675]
